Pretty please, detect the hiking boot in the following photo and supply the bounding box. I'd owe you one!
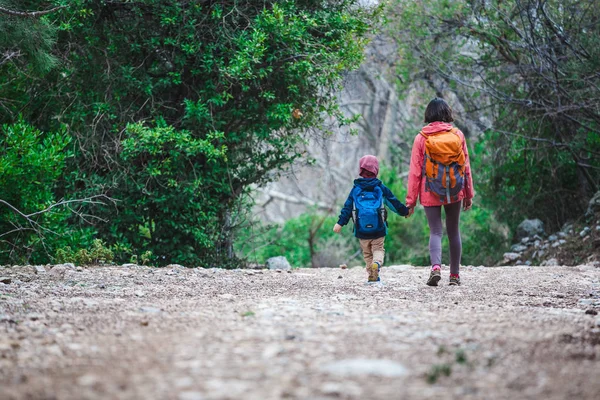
[426,268,441,286]
[449,275,461,286]
[368,262,380,282]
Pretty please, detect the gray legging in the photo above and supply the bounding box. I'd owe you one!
[423,201,462,275]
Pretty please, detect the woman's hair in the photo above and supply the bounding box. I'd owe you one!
[424,98,454,123]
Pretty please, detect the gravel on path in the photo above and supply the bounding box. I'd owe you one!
[1,264,599,400]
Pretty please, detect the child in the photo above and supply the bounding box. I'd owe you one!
[406,98,474,286]
[333,155,410,282]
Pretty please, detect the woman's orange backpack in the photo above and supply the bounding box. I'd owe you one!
[421,128,466,203]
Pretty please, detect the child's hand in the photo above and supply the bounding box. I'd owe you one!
[463,198,473,211]
[405,206,415,218]
[333,224,342,234]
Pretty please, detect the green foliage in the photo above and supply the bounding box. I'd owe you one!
[426,363,452,384]
[0,0,59,74]
[55,239,114,265]
[0,120,73,263]
[109,121,227,266]
[0,0,378,265]
[236,212,354,268]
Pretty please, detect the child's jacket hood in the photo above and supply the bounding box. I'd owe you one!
[353,177,381,190]
[421,121,454,135]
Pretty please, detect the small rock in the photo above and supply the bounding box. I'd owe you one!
[166,264,185,270]
[561,222,573,234]
[537,250,545,258]
[340,264,348,269]
[245,270,255,276]
[62,263,76,270]
[517,219,545,240]
[266,256,292,270]
[320,359,408,377]
[510,244,528,252]
[34,265,46,275]
[578,298,595,306]
[140,320,149,326]
[541,258,560,266]
[134,290,145,297]
[76,266,83,272]
[552,241,561,248]
[48,265,67,279]
[98,283,106,289]
[338,275,343,279]
[585,309,598,315]
[139,306,161,313]
[77,374,99,387]
[521,237,531,244]
[275,269,282,273]
[580,227,590,238]
[548,234,558,242]
[178,392,205,400]
[122,263,138,268]
[557,231,567,238]
[503,252,520,262]
[0,276,11,284]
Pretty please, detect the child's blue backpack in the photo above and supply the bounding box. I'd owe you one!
[352,186,386,235]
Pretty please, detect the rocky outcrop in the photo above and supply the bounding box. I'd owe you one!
[516,219,545,240]
[503,197,600,266]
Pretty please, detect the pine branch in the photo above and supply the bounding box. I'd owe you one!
[0,5,66,18]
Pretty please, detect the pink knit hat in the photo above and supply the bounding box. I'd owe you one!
[358,155,379,178]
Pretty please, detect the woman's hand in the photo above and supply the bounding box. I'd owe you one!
[463,198,473,211]
[333,223,342,234]
[405,206,415,218]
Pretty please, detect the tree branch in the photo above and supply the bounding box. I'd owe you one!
[0,5,66,18]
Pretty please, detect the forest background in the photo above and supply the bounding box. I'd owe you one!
[1,0,598,268]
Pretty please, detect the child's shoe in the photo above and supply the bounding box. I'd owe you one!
[367,262,380,282]
[449,274,461,286]
[426,265,441,286]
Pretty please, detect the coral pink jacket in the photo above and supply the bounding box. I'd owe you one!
[406,122,474,207]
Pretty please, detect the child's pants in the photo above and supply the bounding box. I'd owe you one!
[359,237,385,268]
[423,201,462,275]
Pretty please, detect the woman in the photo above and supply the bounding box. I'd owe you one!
[406,98,474,286]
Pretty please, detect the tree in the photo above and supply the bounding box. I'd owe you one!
[1,0,379,265]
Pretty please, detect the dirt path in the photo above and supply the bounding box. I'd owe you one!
[1,264,600,400]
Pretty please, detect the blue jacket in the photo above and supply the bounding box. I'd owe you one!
[337,178,409,239]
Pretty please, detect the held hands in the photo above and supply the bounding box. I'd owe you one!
[333,223,342,234]
[405,206,415,218]
[463,198,473,211]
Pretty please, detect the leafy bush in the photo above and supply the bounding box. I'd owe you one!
[55,239,114,266]
[0,120,74,263]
